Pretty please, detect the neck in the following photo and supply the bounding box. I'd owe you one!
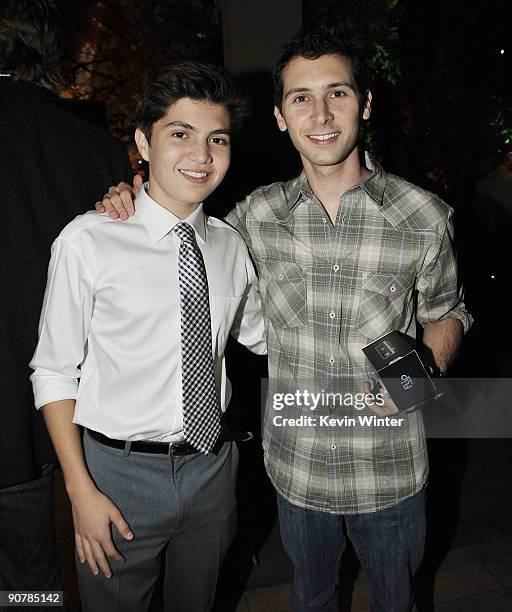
[146,182,200,219]
[302,148,370,223]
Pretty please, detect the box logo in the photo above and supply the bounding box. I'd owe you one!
[401,374,414,390]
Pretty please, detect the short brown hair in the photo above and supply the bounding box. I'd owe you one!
[273,24,371,113]
[136,60,250,144]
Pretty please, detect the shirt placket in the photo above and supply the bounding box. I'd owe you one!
[326,190,354,377]
[303,194,339,374]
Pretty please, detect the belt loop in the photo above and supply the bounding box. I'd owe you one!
[123,441,132,457]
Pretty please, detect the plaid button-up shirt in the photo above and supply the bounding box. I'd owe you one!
[226,156,472,514]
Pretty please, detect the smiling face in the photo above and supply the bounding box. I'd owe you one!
[135,97,231,217]
[274,54,371,174]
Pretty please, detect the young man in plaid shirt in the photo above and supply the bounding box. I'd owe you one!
[100,25,471,612]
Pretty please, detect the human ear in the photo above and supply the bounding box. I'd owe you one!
[135,128,151,162]
[274,105,288,132]
[362,91,372,121]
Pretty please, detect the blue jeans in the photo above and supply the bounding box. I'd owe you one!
[277,489,426,612]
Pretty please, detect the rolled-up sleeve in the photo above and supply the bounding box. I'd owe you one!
[416,211,473,333]
[29,237,94,408]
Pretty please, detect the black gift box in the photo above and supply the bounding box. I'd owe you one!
[362,331,441,411]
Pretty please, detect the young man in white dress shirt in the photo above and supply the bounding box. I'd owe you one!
[30,61,266,612]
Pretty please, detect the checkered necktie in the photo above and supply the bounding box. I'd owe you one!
[174,222,221,454]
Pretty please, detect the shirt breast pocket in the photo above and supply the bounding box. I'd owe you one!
[357,273,413,340]
[260,259,307,328]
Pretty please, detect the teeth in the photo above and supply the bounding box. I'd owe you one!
[309,132,339,141]
[179,170,208,178]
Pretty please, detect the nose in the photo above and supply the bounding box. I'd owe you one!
[313,98,334,125]
[188,141,212,164]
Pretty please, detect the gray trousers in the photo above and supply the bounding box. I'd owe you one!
[78,431,238,612]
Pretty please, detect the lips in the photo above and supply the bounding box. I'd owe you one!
[307,131,340,144]
[178,169,211,183]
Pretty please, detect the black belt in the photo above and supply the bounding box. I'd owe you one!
[87,428,253,457]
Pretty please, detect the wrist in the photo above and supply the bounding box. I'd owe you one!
[65,475,97,502]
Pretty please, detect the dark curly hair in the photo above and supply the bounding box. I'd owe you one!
[273,24,371,112]
[0,0,62,90]
[136,60,250,144]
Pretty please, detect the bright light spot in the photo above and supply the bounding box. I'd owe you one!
[490,274,496,279]
[138,160,143,164]
[500,49,505,54]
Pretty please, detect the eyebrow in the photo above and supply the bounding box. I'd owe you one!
[284,81,356,100]
[164,120,231,135]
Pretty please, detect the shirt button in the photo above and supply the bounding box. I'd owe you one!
[329,311,336,319]
[390,283,397,293]
[331,444,337,451]
[278,274,284,280]
[322,217,327,224]
[333,264,339,272]
[329,357,335,365]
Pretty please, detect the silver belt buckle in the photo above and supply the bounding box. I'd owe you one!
[168,439,186,457]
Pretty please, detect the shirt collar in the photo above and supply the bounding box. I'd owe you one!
[287,172,309,211]
[360,152,387,206]
[136,183,207,243]
[287,151,387,212]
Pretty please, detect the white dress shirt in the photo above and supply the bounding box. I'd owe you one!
[30,185,266,441]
